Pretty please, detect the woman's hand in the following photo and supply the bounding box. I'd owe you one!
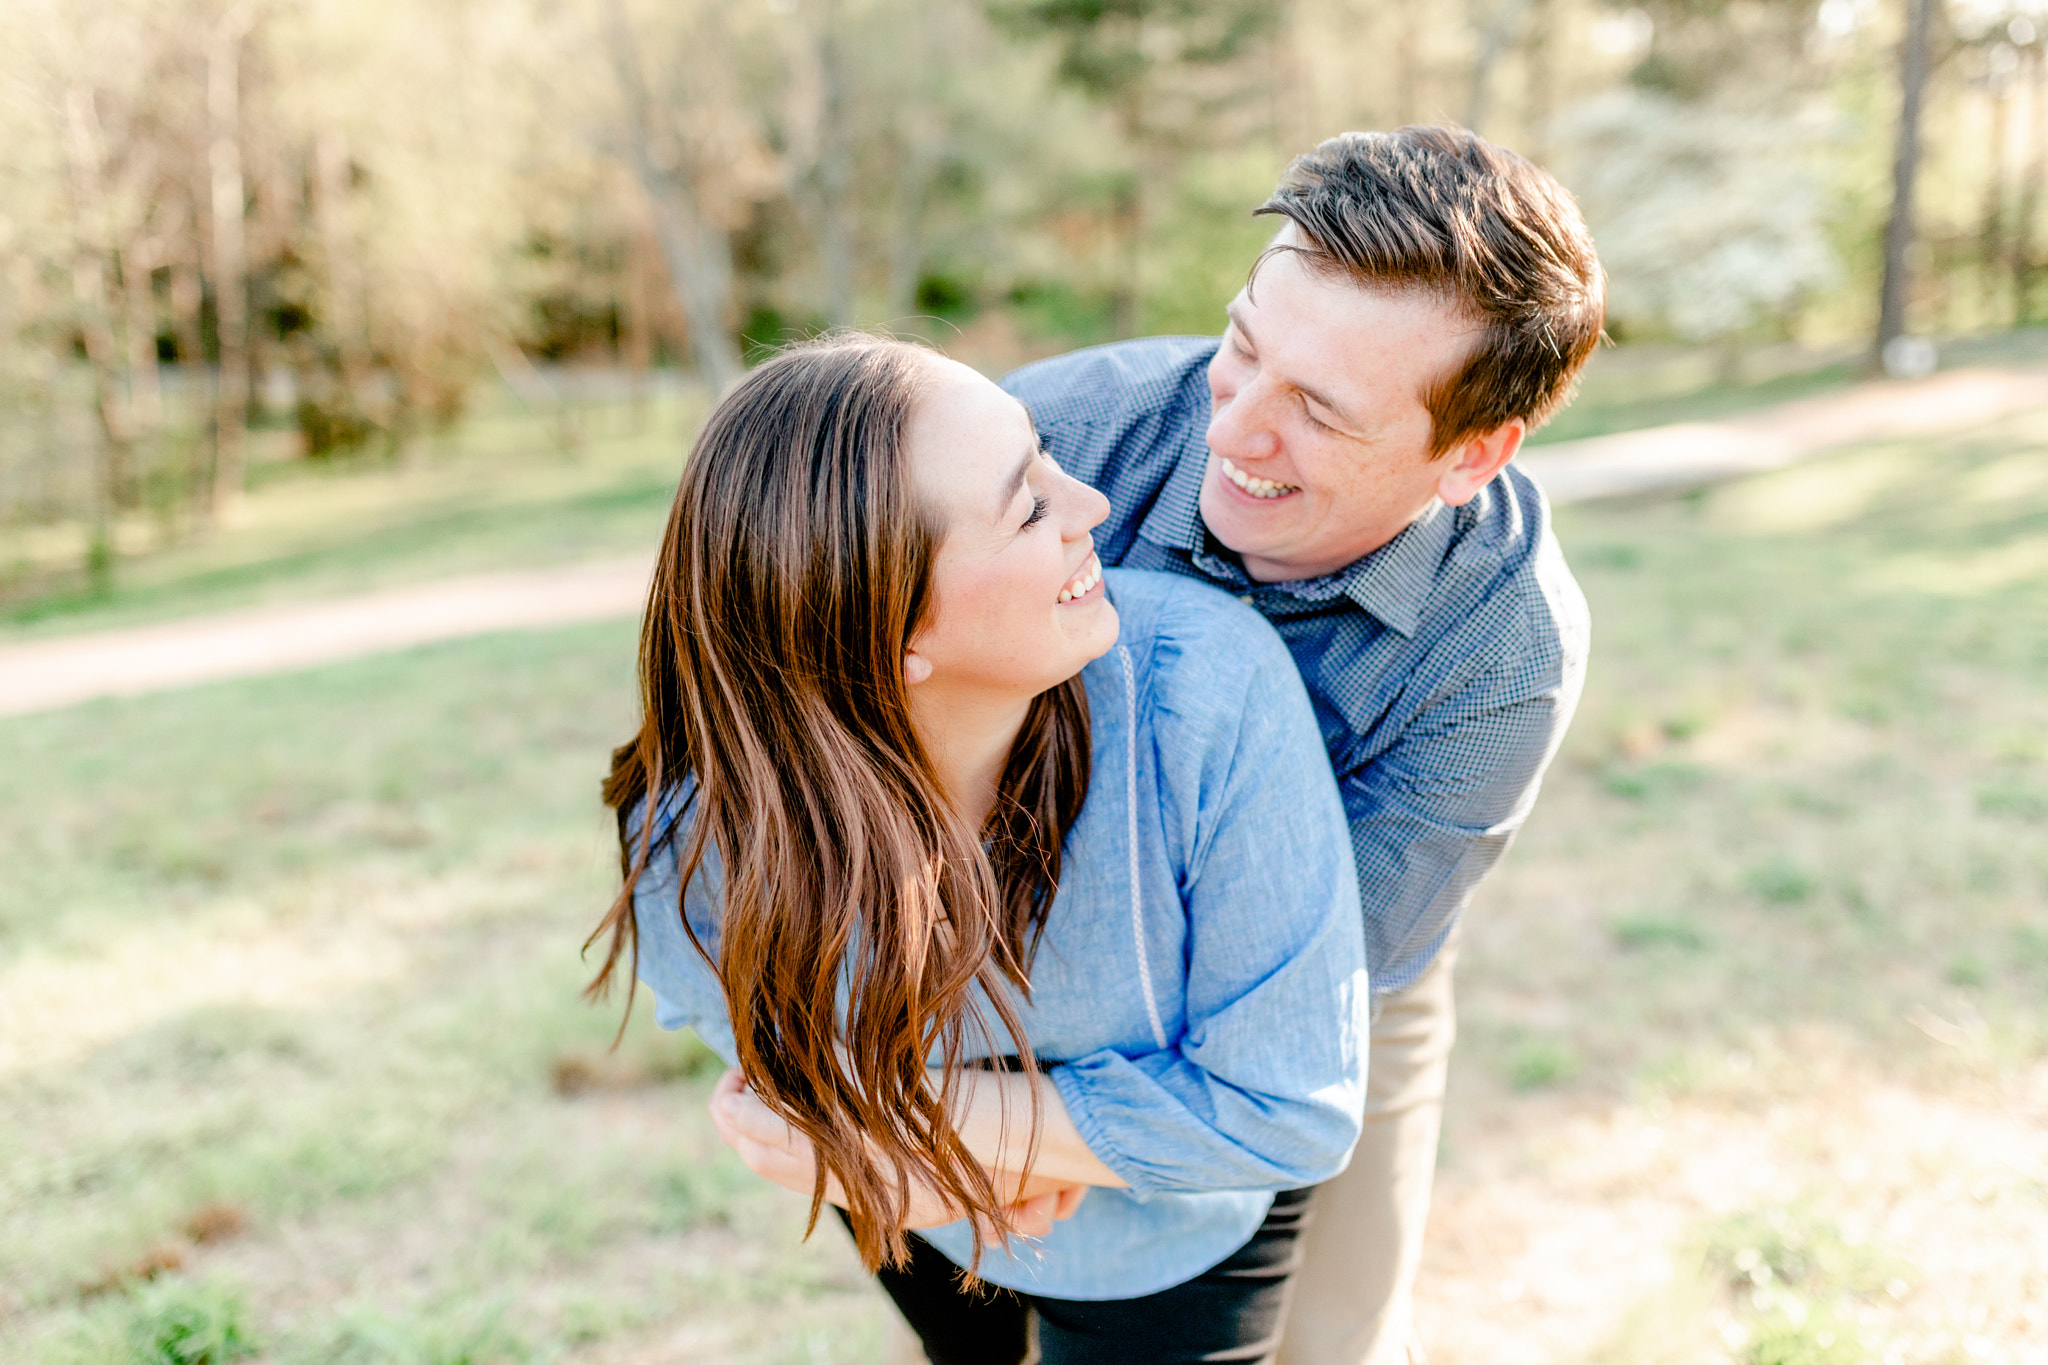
[707,1068,1088,1240]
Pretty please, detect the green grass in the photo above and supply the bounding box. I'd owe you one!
[0,622,893,1362]
[1464,401,2048,1088]
[1447,390,2048,1360]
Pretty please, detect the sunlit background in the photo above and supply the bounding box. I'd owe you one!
[1,0,2045,1362]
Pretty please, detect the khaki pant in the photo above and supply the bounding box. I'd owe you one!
[1278,944,1458,1365]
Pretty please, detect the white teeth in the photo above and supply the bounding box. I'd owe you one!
[1220,457,1298,499]
[1058,558,1101,604]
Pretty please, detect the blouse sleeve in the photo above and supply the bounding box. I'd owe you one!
[628,787,742,1067]
[1050,611,1370,1197]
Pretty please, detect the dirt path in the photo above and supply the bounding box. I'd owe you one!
[1,362,2041,720]
[0,558,649,719]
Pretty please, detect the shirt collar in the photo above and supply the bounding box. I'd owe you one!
[1137,435,1460,638]
[1323,498,1455,637]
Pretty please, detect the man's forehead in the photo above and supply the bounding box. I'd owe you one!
[1235,265,1479,373]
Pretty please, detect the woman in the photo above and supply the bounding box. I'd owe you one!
[586,335,1367,1364]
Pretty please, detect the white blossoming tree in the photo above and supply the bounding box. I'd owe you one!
[1553,89,1844,354]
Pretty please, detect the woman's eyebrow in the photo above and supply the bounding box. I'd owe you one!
[995,440,1036,520]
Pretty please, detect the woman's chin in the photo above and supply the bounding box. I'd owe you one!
[1061,597,1120,668]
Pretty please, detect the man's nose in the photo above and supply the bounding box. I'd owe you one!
[1210,382,1282,463]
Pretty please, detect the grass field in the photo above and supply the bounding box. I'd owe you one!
[2,358,2044,1363]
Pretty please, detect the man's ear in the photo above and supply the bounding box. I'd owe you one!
[904,650,934,686]
[1435,418,1525,507]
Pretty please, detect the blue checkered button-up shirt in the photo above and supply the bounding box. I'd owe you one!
[1004,337,1591,998]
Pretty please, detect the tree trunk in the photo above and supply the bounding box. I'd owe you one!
[1463,0,1530,134]
[167,191,209,511]
[1875,0,1938,366]
[816,0,855,329]
[2017,43,2046,323]
[1113,57,1146,342]
[122,229,164,447]
[314,127,375,430]
[1396,0,1423,126]
[59,85,130,583]
[603,0,743,392]
[623,220,654,429]
[1982,73,2010,322]
[206,3,256,516]
[886,108,937,322]
[1521,0,1554,163]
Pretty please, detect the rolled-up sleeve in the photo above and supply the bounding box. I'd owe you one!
[1049,629,1370,1196]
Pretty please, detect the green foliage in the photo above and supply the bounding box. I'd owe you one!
[1976,776,2048,821]
[1006,280,1120,346]
[1707,1206,1890,1297]
[1508,1036,1581,1091]
[1743,859,1819,906]
[989,0,1279,103]
[1600,759,1708,803]
[126,1280,261,1365]
[1610,914,1709,952]
[1702,1204,1900,1365]
[288,1300,532,1365]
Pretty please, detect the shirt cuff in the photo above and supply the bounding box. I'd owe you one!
[1047,1054,1161,1202]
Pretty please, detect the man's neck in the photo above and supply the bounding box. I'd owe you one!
[908,687,1033,830]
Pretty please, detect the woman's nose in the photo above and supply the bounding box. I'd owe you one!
[1064,475,1111,536]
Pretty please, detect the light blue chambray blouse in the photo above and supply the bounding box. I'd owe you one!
[630,569,1369,1300]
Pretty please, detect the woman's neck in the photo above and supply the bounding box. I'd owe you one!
[909,687,1032,830]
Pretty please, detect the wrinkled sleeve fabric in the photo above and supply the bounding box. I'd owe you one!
[1051,603,1370,1197]
[627,787,741,1067]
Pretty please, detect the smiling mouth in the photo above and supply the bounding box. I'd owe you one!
[1218,457,1299,500]
[1058,554,1103,604]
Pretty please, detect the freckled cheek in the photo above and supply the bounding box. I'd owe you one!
[1207,354,1246,406]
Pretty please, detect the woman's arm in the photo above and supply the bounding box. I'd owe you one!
[709,1068,1094,1237]
[939,1067,1128,1189]
[1023,621,1370,1197]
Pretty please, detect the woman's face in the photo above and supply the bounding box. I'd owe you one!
[905,355,1118,705]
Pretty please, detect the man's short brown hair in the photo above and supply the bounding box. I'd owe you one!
[1255,126,1605,456]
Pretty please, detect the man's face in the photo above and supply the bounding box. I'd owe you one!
[1201,226,1490,584]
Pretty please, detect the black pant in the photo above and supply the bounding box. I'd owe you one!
[844,1188,1315,1365]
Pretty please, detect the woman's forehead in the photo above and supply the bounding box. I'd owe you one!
[907,362,1038,520]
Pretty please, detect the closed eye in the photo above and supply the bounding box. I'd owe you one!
[1021,493,1051,530]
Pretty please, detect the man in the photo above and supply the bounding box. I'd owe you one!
[998,126,1600,1365]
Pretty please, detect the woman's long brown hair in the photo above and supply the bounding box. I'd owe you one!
[585,336,1091,1271]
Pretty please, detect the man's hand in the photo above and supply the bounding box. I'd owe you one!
[706,1068,1088,1241]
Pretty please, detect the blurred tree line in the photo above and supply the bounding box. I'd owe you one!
[1,0,2044,590]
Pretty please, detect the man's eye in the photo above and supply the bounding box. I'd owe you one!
[1021,494,1051,530]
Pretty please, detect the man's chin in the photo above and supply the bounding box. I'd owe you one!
[1199,481,1296,560]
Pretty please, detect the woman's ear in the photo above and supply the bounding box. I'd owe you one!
[904,650,934,686]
